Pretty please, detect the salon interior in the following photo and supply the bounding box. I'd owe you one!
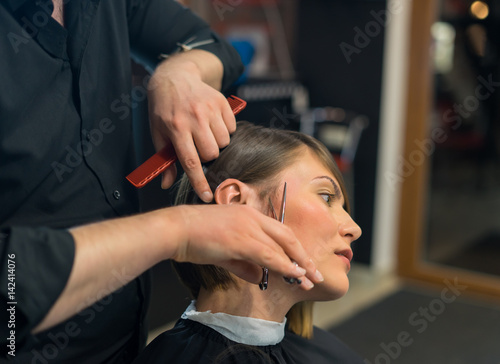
[132,1,500,362]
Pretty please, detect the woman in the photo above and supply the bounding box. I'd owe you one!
[134,121,364,363]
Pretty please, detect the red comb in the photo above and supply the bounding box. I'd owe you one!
[126,95,246,188]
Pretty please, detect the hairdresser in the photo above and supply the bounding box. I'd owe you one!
[0,1,321,362]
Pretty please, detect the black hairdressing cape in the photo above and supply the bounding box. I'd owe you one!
[133,319,365,364]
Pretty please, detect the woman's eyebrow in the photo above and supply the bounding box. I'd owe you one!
[313,176,342,197]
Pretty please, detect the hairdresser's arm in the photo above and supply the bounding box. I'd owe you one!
[34,204,319,333]
[148,49,237,203]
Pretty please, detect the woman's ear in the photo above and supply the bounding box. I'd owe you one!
[214,179,253,205]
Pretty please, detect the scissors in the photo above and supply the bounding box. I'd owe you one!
[259,182,302,291]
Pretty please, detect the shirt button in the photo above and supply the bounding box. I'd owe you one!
[113,190,121,200]
[86,133,92,141]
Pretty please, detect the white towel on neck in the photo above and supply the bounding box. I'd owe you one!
[181,300,287,346]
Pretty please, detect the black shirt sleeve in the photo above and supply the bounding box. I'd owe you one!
[0,227,75,349]
[126,0,244,91]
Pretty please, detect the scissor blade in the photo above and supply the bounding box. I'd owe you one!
[279,182,287,223]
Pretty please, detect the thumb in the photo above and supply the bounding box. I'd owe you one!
[161,164,177,189]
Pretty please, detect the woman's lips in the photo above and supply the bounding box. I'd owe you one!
[335,248,353,261]
[335,249,353,269]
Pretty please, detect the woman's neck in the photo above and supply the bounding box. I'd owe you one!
[196,279,297,322]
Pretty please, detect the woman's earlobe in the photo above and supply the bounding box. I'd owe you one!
[214,179,245,205]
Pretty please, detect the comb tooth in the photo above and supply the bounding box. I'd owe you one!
[227,95,246,115]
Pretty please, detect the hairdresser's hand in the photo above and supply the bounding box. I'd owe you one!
[148,50,236,202]
[169,204,323,289]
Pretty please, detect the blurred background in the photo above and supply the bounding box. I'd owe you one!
[132,0,500,362]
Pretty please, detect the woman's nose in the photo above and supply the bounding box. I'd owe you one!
[338,213,362,243]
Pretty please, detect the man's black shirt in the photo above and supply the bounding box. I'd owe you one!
[0,0,243,362]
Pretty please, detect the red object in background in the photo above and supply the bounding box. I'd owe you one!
[126,95,247,188]
[332,154,350,174]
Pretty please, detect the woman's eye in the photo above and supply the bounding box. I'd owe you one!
[320,193,334,206]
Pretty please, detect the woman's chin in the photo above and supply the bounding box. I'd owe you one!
[309,277,349,302]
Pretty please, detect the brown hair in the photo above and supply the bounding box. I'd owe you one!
[173,121,350,338]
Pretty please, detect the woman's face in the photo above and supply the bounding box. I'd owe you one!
[270,149,361,301]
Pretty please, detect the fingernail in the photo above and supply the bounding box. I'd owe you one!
[313,269,324,282]
[294,265,307,276]
[303,277,314,289]
[201,191,212,203]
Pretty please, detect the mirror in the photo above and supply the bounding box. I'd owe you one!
[424,0,500,277]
